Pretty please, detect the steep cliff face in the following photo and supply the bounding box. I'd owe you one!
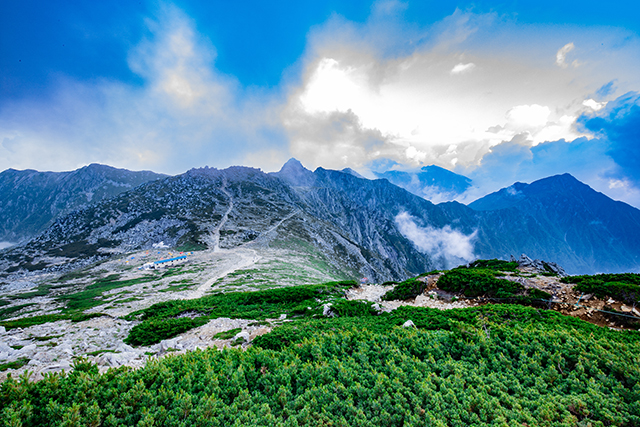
[0,164,165,242]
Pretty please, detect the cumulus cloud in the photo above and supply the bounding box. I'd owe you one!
[0,5,286,174]
[579,92,640,183]
[283,7,640,174]
[453,93,640,208]
[395,211,476,268]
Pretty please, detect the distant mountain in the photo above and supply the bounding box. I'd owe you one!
[374,165,472,202]
[469,174,640,273]
[0,164,166,243]
[2,162,640,277]
[2,162,481,281]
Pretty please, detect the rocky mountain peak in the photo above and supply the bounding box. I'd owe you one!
[271,158,315,187]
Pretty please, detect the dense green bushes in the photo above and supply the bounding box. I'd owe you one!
[329,299,378,317]
[437,268,524,298]
[562,274,640,304]
[125,317,210,346]
[466,259,519,272]
[123,281,356,345]
[3,304,639,427]
[381,278,426,301]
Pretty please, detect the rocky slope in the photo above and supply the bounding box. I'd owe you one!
[2,162,640,279]
[0,164,165,243]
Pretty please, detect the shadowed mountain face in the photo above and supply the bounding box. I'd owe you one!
[469,174,640,273]
[1,162,639,278]
[0,164,165,243]
[373,165,472,202]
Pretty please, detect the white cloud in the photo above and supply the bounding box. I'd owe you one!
[283,10,639,172]
[395,212,476,268]
[506,104,551,130]
[583,99,607,111]
[556,42,575,68]
[0,5,285,174]
[450,62,476,74]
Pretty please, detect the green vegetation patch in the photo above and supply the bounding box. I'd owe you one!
[123,281,356,346]
[562,274,640,304]
[438,268,524,298]
[213,328,242,340]
[0,313,104,330]
[0,303,35,321]
[467,258,519,272]
[0,358,29,372]
[382,278,426,301]
[2,304,639,427]
[12,284,52,300]
[57,274,157,311]
[125,317,209,346]
[330,299,378,317]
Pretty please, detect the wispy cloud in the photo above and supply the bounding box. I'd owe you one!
[0,5,286,174]
[450,62,476,74]
[395,211,476,268]
[555,42,575,68]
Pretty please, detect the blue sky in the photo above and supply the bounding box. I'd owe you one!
[1,0,640,206]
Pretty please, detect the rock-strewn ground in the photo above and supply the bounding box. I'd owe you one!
[1,255,638,381]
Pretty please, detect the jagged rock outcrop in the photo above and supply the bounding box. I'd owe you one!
[510,254,568,277]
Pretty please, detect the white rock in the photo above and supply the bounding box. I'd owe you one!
[98,353,120,367]
[19,344,37,354]
[116,343,135,353]
[32,352,54,363]
[322,303,334,317]
[279,314,287,320]
[159,338,179,352]
[233,331,251,343]
[0,326,5,333]
[40,362,72,374]
[402,320,416,328]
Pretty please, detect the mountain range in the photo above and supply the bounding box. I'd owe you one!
[0,164,165,243]
[1,159,639,278]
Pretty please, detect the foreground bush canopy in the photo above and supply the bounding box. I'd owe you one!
[2,303,640,427]
[3,268,640,426]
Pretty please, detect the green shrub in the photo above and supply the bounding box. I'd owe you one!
[437,268,523,298]
[573,279,640,304]
[123,281,357,346]
[213,328,242,340]
[330,299,378,317]
[467,259,519,272]
[2,304,640,426]
[124,317,208,346]
[381,278,425,301]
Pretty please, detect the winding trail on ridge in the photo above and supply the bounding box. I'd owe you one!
[188,189,300,299]
[210,180,233,253]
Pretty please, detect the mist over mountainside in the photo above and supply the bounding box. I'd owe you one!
[0,164,165,243]
[1,161,639,278]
